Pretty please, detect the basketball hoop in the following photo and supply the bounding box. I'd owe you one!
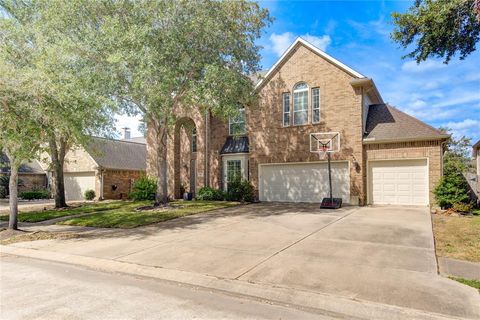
[317,145,329,160]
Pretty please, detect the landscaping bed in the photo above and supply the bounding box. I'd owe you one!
[432,214,480,263]
[57,200,239,228]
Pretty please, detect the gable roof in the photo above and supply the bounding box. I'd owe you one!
[364,104,449,143]
[86,137,146,171]
[255,37,365,90]
[0,153,45,174]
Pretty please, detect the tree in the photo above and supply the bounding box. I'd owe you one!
[392,0,480,63]
[1,0,117,208]
[0,63,44,230]
[38,0,271,205]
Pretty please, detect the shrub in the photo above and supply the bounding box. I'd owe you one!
[196,187,225,201]
[226,177,254,202]
[84,189,96,200]
[451,202,473,213]
[129,176,157,201]
[20,190,50,200]
[434,154,470,209]
[0,186,6,199]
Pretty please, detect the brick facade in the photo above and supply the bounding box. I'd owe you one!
[146,41,446,207]
[102,169,144,200]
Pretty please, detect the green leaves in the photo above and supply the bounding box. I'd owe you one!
[391,0,480,63]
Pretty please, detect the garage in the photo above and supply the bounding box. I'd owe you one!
[368,159,428,205]
[64,172,96,201]
[259,162,350,203]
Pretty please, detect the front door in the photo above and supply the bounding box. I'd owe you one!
[222,155,247,191]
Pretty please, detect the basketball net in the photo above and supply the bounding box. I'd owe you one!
[317,145,329,160]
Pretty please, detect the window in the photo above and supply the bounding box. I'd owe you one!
[226,160,241,185]
[229,108,246,135]
[312,87,320,123]
[293,82,308,125]
[282,93,290,126]
[191,128,197,152]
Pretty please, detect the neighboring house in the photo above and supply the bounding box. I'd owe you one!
[147,38,449,207]
[0,153,48,192]
[472,140,480,203]
[41,137,146,201]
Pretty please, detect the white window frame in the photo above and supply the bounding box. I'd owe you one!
[312,87,320,124]
[293,82,309,125]
[282,92,290,127]
[229,108,246,135]
[222,154,248,191]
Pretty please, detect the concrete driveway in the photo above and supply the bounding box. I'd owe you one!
[7,203,480,318]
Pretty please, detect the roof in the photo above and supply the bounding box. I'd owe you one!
[364,104,449,143]
[473,140,480,157]
[86,137,146,171]
[220,136,249,154]
[255,37,365,90]
[0,153,45,174]
[122,136,147,144]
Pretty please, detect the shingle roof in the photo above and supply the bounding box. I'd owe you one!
[364,104,449,143]
[0,153,45,174]
[86,137,146,171]
[220,136,249,154]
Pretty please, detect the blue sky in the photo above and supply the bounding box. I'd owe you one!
[119,0,480,144]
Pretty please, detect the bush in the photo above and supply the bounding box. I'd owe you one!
[226,177,254,202]
[20,190,50,200]
[84,189,96,200]
[196,187,225,201]
[129,176,157,201]
[452,202,473,213]
[0,186,6,199]
[434,154,470,209]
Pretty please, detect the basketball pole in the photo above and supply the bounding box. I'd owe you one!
[327,151,333,204]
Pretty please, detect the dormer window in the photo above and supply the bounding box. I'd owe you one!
[293,82,308,125]
[229,108,246,135]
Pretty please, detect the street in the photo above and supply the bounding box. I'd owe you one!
[0,255,333,320]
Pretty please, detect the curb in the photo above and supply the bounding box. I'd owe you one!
[0,245,466,320]
[438,257,480,281]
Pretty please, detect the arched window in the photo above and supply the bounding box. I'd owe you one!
[293,82,308,125]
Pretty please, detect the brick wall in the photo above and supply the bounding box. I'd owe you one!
[102,169,144,200]
[364,140,443,206]
[249,44,365,204]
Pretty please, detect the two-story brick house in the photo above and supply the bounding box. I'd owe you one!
[147,38,448,207]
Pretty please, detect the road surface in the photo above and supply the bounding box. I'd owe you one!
[0,254,333,320]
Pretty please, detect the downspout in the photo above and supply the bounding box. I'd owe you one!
[204,111,210,187]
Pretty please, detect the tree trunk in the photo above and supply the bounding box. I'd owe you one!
[147,117,169,205]
[8,163,19,230]
[49,135,68,208]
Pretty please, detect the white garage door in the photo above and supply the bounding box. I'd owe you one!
[369,159,428,205]
[64,172,96,201]
[259,162,350,203]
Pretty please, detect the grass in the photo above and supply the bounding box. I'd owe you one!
[449,277,480,291]
[0,230,82,245]
[57,200,239,228]
[0,201,127,223]
[432,214,480,262]
[473,208,480,216]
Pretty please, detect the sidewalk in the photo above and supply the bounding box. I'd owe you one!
[439,257,480,281]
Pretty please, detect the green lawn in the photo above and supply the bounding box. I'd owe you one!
[0,201,127,223]
[57,200,239,228]
[449,277,480,291]
[432,214,480,262]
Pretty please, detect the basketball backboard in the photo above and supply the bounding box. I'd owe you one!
[310,132,340,154]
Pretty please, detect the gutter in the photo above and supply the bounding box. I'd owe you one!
[362,135,450,145]
[350,78,384,104]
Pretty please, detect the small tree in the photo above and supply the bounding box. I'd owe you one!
[392,0,480,63]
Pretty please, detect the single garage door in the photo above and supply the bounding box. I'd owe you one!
[259,162,350,203]
[64,172,96,201]
[369,159,428,205]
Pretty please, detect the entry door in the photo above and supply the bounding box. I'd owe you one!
[369,159,428,205]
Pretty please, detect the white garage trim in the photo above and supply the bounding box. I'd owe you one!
[367,158,429,206]
[258,161,350,203]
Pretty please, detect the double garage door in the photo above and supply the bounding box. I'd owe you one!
[64,172,96,201]
[369,159,428,205]
[259,162,350,203]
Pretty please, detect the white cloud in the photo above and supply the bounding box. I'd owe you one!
[269,32,331,57]
[445,119,480,131]
[401,60,447,73]
[432,92,480,108]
